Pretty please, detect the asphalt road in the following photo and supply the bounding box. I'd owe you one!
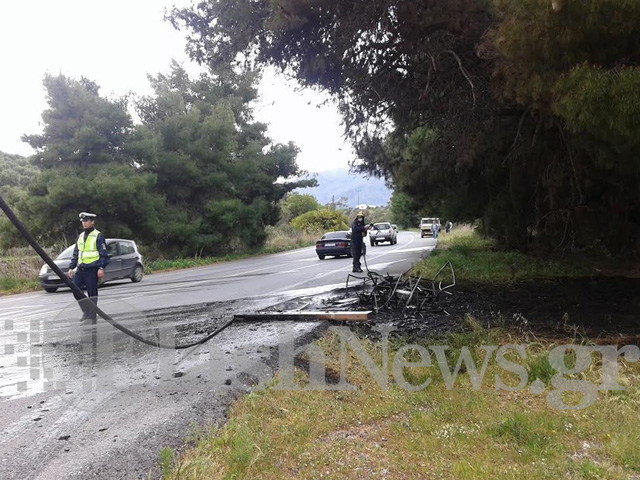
[0,231,436,479]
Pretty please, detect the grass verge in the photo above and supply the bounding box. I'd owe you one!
[162,323,640,479]
[412,226,608,283]
[0,252,48,295]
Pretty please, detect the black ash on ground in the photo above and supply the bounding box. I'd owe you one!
[317,276,640,343]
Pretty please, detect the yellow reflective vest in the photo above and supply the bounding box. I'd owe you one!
[77,229,101,265]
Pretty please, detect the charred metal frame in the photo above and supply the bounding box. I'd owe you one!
[345,261,456,314]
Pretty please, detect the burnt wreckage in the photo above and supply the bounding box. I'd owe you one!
[343,262,456,315]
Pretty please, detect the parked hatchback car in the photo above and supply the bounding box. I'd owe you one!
[369,222,397,246]
[39,238,144,293]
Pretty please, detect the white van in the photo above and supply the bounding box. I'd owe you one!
[419,217,440,238]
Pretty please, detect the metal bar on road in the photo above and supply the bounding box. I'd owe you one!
[233,311,372,322]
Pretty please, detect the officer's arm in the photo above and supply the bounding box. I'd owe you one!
[97,234,110,269]
[67,244,78,277]
[68,244,79,270]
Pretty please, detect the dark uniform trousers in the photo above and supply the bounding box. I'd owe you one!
[74,266,99,319]
[351,241,363,271]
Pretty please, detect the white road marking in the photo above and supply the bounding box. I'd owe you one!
[365,260,405,271]
[391,246,436,253]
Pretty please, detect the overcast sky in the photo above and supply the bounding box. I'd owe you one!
[0,0,353,173]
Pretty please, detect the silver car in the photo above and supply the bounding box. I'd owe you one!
[369,222,398,246]
[38,238,144,293]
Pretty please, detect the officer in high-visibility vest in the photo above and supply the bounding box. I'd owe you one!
[68,212,110,321]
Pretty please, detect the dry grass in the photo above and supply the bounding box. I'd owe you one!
[0,246,49,293]
[263,225,318,253]
[413,227,598,283]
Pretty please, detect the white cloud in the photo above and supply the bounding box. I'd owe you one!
[0,0,351,173]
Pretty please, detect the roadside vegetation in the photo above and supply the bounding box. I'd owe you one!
[162,322,640,480]
[160,228,640,479]
[412,226,605,283]
[0,246,57,294]
[170,0,640,256]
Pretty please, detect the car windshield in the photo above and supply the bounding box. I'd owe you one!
[56,245,76,259]
[375,224,391,230]
[421,218,436,224]
[322,231,348,240]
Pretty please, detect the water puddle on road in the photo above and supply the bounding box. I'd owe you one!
[1,293,333,403]
[0,298,164,403]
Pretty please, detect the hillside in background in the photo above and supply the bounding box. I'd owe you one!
[297,169,392,207]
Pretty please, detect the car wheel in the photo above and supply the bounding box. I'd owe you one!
[44,287,58,293]
[131,264,144,282]
[318,255,325,260]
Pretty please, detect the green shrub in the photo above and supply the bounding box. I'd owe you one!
[290,209,349,234]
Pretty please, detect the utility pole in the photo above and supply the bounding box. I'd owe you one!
[356,188,361,208]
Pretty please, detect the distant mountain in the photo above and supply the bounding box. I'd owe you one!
[296,168,392,207]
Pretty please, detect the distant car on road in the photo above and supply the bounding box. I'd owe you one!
[315,231,353,260]
[39,238,144,293]
[369,222,397,246]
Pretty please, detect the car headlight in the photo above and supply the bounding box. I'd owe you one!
[39,265,48,275]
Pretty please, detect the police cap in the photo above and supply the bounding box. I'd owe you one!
[356,210,366,217]
[79,212,97,221]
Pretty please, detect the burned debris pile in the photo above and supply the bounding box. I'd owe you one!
[315,261,461,337]
[343,261,456,315]
[233,262,460,336]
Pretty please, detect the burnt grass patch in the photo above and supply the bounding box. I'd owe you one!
[323,276,640,344]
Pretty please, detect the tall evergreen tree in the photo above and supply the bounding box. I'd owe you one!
[20,74,164,243]
[132,63,314,255]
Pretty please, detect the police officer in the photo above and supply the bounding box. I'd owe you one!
[68,212,109,321]
[350,211,369,273]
